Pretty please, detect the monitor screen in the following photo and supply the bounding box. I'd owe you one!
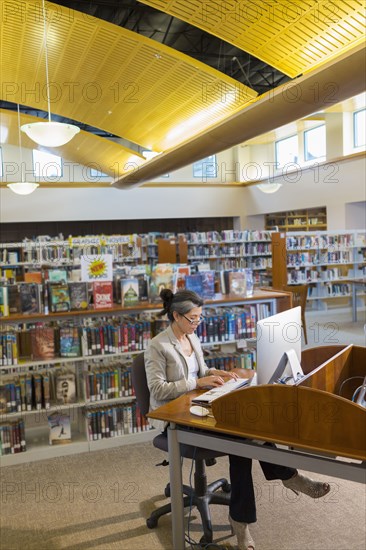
[256,306,302,385]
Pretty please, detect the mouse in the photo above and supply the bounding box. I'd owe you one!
[189,405,210,417]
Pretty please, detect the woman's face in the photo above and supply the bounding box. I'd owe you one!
[176,306,203,335]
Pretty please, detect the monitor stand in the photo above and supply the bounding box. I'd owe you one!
[268,348,304,385]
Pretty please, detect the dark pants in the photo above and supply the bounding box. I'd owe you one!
[229,443,296,524]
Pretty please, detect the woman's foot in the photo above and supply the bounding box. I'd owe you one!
[283,472,330,498]
[229,515,255,550]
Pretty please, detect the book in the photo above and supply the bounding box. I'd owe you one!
[228,271,247,296]
[149,264,174,302]
[93,281,113,309]
[48,412,72,445]
[49,284,71,312]
[173,265,190,292]
[7,285,21,314]
[135,274,149,302]
[30,327,55,360]
[48,269,68,284]
[121,278,139,307]
[59,326,81,357]
[24,271,42,284]
[19,283,41,314]
[185,274,204,296]
[55,371,76,404]
[201,270,216,298]
[69,282,89,310]
[0,285,9,317]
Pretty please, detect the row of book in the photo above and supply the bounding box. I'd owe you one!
[205,351,257,371]
[0,319,154,365]
[184,230,272,243]
[0,419,26,455]
[287,233,364,250]
[0,369,77,413]
[308,283,352,298]
[84,365,133,402]
[195,306,266,342]
[86,402,149,440]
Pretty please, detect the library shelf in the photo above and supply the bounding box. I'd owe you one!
[0,289,291,466]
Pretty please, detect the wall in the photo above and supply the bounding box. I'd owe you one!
[0,185,247,224]
[243,154,366,230]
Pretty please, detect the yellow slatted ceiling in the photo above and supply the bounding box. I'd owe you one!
[139,0,366,77]
[0,110,145,179]
[0,0,256,153]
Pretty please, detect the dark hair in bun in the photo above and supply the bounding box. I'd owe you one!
[158,289,204,321]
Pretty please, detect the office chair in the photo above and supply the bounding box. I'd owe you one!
[283,284,308,344]
[131,353,231,544]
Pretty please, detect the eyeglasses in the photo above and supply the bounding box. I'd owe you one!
[181,314,205,325]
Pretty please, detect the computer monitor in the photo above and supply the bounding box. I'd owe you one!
[256,306,303,385]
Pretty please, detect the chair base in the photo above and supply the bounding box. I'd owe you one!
[146,460,231,544]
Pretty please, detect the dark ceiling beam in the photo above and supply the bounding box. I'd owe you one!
[113,44,366,189]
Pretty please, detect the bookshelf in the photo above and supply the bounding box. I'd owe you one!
[265,207,327,232]
[0,290,290,466]
[184,230,273,286]
[271,230,366,310]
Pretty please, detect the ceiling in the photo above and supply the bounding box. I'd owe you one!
[0,0,365,188]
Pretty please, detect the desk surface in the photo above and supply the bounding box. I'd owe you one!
[148,384,365,462]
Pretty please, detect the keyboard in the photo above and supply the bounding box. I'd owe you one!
[191,378,250,405]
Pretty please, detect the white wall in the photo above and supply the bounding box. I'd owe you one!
[0,186,247,223]
[243,155,366,230]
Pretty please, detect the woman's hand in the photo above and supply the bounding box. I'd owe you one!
[211,369,239,380]
[197,375,225,389]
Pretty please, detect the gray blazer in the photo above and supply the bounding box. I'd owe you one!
[144,325,213,430]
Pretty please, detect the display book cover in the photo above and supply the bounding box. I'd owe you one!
[92,281,113,309]
[69,282,89,310]
[185,270,215,299]
[0,285,9,317]
[121,278,139,307]
[48,283,71,312]
[47,412,72,445]
[19,283,43,314]
[149,264,174,302]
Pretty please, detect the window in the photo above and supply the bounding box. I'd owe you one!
[275,135,298,168]
[193,155,217,179]
[33,150,62,178]
[0,147,2,178]
[304,125,326,161]
[354,109,366,148]
[89,167,109,178]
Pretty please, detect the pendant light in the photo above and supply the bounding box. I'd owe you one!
[21,0,80,147]
[7,105,39,195]
[257,181,282,193]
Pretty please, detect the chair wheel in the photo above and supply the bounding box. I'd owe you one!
[146,517,158,529]
[164,486,171,498]
[222,481,231,493]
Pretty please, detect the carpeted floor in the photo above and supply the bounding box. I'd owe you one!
[1,443,365,550]
[1,308,365,550]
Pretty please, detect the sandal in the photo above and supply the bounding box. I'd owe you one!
[283,472,330,498]
[229,515,255,550]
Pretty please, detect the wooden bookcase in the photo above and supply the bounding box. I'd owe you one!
[265,207,327,232]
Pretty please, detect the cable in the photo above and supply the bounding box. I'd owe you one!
[338,376,365,397]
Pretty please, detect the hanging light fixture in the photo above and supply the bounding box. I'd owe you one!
[7,105,39,196]
[257,181,282,193]
[21,0,80,147]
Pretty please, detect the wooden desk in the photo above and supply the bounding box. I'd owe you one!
[148,345,366,549]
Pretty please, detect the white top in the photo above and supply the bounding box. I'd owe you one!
[185,352,199,385]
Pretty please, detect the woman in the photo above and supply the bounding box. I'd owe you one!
[145,289,330,550]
